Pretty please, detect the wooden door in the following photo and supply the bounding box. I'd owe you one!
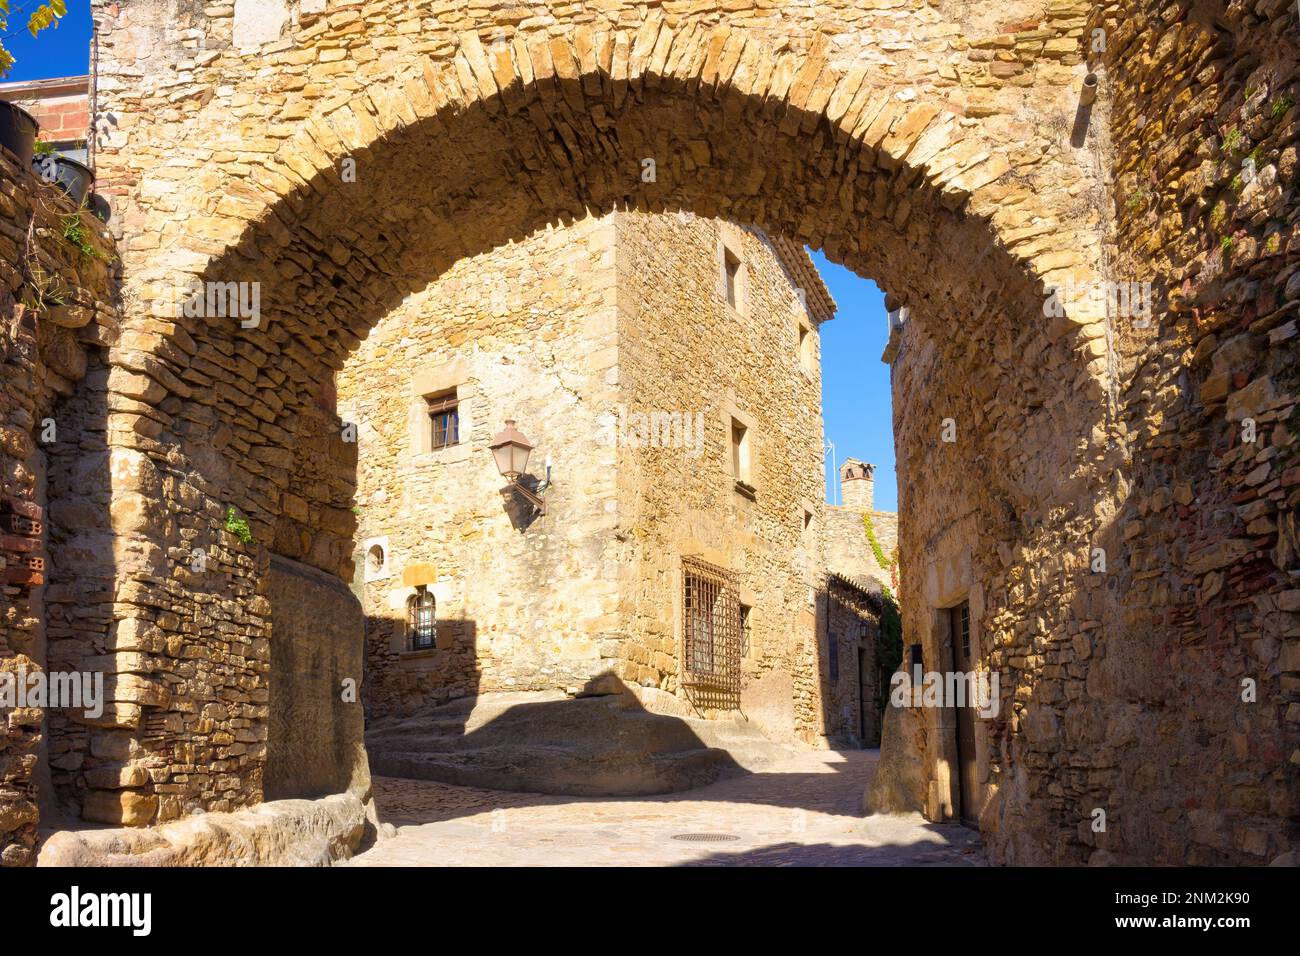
[950,602,978,825]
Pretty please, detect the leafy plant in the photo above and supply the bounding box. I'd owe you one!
[876,586,903,672]
[1209,199,1228,230]
[33,140,56,157]
[1222,128,1244,153]
[874,585,904,726]
[61,212,103,260]
[1220,235,1235,255]
[0,1,67,78]
[223,506,255,546]
[1272,95,1294,119]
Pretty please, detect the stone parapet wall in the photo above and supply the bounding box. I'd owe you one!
[265,553,367,801]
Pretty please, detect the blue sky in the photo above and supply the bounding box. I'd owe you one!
[812,252,896,512]
[5,5,898,512]
[2,1,92,82]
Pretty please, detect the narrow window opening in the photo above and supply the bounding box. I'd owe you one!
[731,417,753,493]
[797,323,814,372]
[723,248,742,309]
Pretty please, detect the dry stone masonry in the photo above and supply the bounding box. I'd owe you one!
[0,0,1292,866]
[886,0,1299,864]
[0,149,117,865]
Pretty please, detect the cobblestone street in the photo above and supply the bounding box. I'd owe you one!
[346,749,985,866]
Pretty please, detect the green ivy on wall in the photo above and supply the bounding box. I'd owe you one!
[862,512,897,572]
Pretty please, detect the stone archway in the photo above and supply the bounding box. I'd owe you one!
[50,0,1295,867]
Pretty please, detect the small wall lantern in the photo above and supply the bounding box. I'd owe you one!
[489,419,548,515]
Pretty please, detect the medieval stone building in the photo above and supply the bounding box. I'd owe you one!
[338,209,838,744]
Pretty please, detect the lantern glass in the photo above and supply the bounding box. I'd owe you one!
[510,440,530,476]
[492,443,516,478]
[489,420,534,479]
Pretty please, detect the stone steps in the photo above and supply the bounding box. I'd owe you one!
[365,690,798,796]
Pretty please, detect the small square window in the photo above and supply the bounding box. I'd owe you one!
[426,389,460,450]
[723,248,742,309]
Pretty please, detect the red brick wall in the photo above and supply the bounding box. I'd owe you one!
[0,77,89,145]
[17,92,89,145]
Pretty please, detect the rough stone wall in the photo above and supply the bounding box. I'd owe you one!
[271,396,357,582]
[887,0,1298,865]
[339,213,622,715]
[0,150,118,865]
[1084,0,1299,864]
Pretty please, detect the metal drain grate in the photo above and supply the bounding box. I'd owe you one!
[671,832,740,843]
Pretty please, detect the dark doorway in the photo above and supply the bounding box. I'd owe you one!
[950,601,978,826]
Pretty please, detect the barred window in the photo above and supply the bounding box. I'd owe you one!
[426,389,460,450]
[407,586,436,650]
[682,557,741,705]
[954,602,971,660]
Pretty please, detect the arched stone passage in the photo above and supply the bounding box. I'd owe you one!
[75,2,1131,855]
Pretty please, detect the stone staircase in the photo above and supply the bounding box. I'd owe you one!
[365,690,800,796]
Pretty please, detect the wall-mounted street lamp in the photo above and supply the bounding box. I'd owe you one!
[489,419,549,516]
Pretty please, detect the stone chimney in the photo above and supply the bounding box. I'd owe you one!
[840,459,875,511]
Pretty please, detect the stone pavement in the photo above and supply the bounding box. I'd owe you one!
[345,749,985,866]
